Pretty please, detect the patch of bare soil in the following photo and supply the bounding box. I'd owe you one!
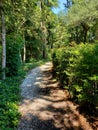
[18,62,98,130]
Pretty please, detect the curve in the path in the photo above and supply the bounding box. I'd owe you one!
[18,62,93,130]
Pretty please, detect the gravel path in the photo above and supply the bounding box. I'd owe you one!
[17,62,94,130]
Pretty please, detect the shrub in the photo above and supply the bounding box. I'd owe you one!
[6,34,23,76]
[0,78,21,130]
[0,45,2,78]
[52,43,98,108]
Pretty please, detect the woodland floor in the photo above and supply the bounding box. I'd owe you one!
[18,62,98,130]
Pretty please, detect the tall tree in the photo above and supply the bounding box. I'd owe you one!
[65,0,98,43]
[0,0,6,79]
[40,0,48,59]
[40,0,58,58]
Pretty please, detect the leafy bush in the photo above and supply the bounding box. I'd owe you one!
[6,34,23,76]
[0,78,21,130]
[0,58,48,130]
[0,44,2,78]
[52,43,98,108]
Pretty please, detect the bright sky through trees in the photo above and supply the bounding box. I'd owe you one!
[52,0,66,14]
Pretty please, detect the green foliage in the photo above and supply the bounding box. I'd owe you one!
[6,34,23,76]
[0,45,2,78]
[66,0,98,26]
[0,58,49,129]
[22,58,50,73]
[25,36,42,61]
[0,77,21,130]
[64,0,98,43]
[52,43,98,107]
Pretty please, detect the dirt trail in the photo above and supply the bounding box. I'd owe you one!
[18,62,94,130]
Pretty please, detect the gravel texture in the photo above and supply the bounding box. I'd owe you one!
[17,62,94,130]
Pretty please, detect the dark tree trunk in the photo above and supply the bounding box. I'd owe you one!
[81,22,89,43]
[40,0,47,59]
[0,0,6,80]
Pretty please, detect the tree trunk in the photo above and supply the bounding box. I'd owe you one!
[40,0,47,59]
[42,31,47,59]
[81,22,89,43]
[0,0,6,80]
[23,43,26,63]
[42,38,47,59]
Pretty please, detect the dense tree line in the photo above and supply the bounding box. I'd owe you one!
[0,0,98,78]
[0,0,58,79]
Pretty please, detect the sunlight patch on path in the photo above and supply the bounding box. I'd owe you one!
[18,62,93,130]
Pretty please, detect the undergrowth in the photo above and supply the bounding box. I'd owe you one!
[0,77,21,130]
[0,59,48,130]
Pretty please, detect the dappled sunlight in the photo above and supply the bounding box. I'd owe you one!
[18,62,93,130]
[34,81,41,85]
[36,77,42,80]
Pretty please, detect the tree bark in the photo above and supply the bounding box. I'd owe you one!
[81,22,89,43]
[23,43,26,63]
[40,0,47,59]
[0,0,6,80]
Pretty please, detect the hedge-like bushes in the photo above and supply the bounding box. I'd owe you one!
[0,77,21,130]
[52,43,98,109]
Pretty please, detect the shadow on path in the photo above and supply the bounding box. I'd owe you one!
[18,62,94,130]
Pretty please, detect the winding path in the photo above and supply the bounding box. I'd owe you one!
[18,62,93,130]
